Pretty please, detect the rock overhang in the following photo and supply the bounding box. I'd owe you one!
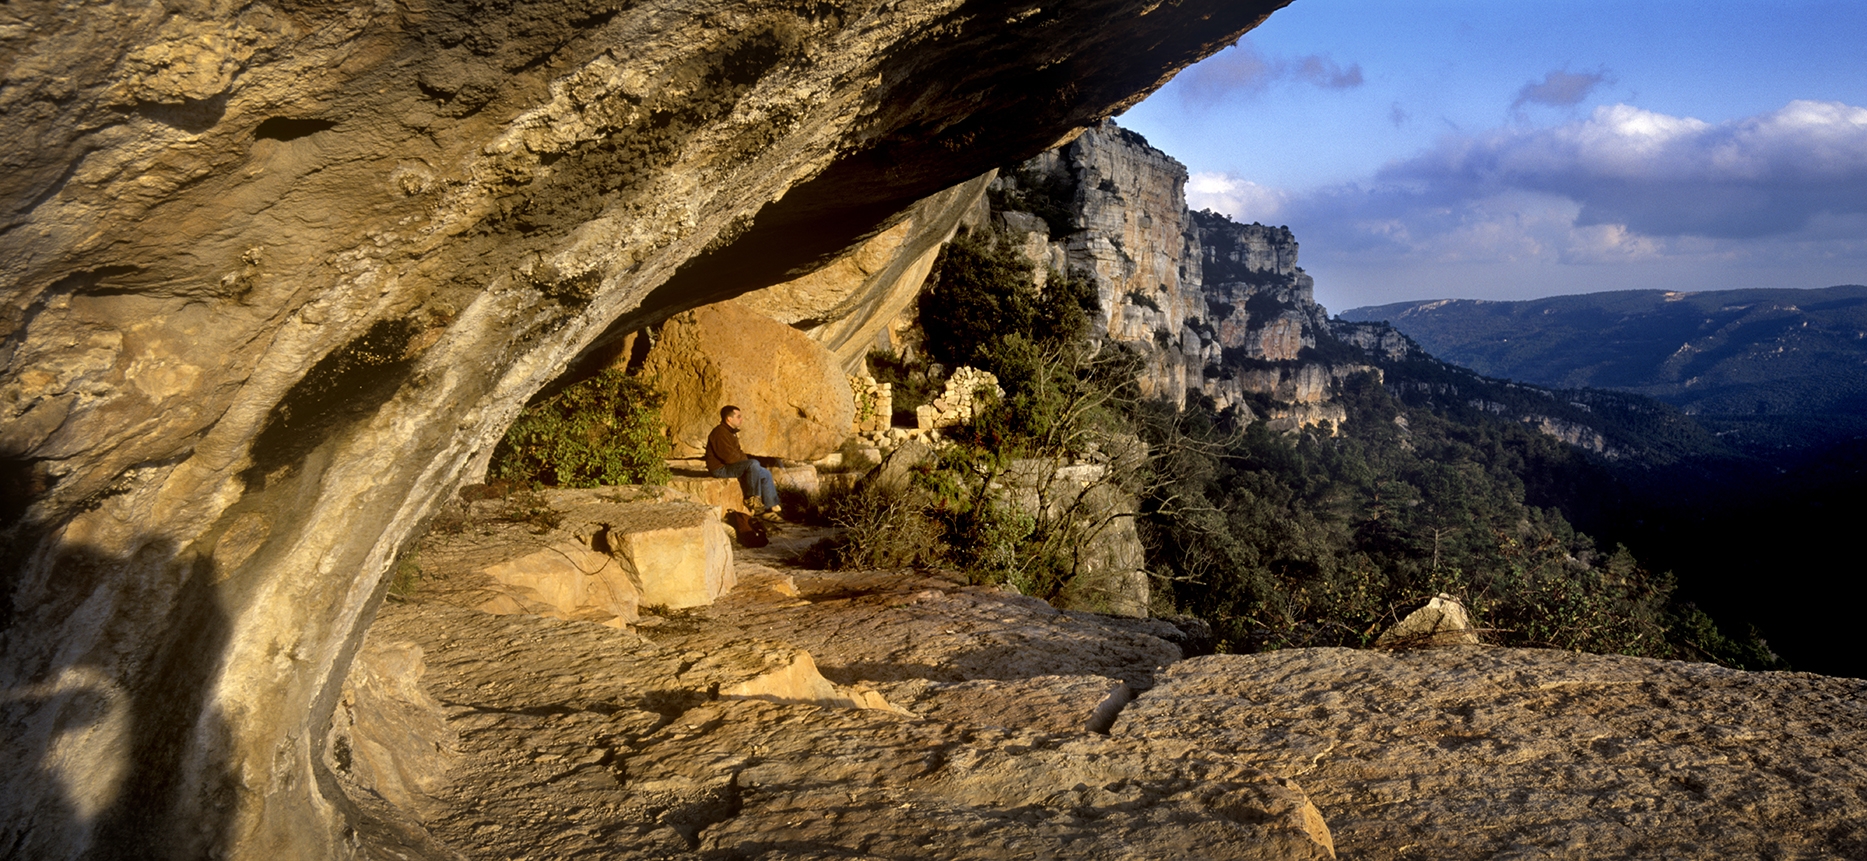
[0,1,1295,857]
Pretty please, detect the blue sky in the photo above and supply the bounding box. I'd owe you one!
[1119,0,1867,312]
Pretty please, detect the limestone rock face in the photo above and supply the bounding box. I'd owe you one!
[643,300,855,462]
[992,124,1372,417]
[1007,123,1205,405]
[1116,648,1867,860]
[1330,320,1425,362]
[999,457,1152,617]
[0,1,1295,855]
[327,639,459,819]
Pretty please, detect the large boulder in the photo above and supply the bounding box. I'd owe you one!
[1374,593,1482,649]
[642,300,855,462]
[409,485,735,627]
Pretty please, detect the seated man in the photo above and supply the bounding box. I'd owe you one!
[705,404,780,519]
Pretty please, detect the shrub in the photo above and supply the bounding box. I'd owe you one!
[811,478,946,570]
[489,369,672,488]
[917,227,1096,377]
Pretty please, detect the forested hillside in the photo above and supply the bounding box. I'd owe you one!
[1342,286,1867,453]
[1341,288,1867,677]
[1134,340,1778,670]
[845,124,1791,672]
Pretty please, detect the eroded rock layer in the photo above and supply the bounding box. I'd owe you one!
[0,1,1292,857]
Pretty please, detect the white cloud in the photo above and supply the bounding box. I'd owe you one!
[1178,101,1867,309]
[1185,172,1287,223]
[1380,101,1867,239]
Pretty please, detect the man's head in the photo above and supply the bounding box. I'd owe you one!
[721,405,742,430]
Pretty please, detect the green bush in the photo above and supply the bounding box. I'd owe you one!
[814,230,1147,600]
[916,227,1097,377]
[489,369,672,488]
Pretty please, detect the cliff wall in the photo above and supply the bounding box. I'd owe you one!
[988,123,1364,426]
[0,2,1294,857]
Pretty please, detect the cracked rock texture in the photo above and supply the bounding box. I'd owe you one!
[337,561,1333,860]
[0,0,1291,856]
[337,499,1863,860]
[1116,648,1867,861]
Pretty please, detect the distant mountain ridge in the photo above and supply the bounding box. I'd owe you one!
[1342,286,1867,451]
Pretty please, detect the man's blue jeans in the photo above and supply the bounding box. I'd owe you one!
[712,458,778,509]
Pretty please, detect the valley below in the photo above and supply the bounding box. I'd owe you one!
[1345,289,1867,678]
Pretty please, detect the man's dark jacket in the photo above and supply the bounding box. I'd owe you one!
[705,422,746,471]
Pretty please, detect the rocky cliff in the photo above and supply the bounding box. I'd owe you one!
[985,122,1368,427]
[0,2,1296,857]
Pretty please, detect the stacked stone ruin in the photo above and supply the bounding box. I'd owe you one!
[839,366,1001,459]
[916,366,1003,429]
[847,373,893,433]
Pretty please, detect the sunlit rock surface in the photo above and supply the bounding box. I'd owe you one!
[990,123,1366,421]
[642,299,854,463]
[340,560,1334,859]
[335,499,1866,859]
[0,0,1292,855]
[1117,648,1867,861]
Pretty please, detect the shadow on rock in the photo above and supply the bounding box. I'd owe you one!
[2,535,238,861]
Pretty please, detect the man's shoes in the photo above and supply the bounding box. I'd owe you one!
[758,504,784,523]
[745,496,764,513]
